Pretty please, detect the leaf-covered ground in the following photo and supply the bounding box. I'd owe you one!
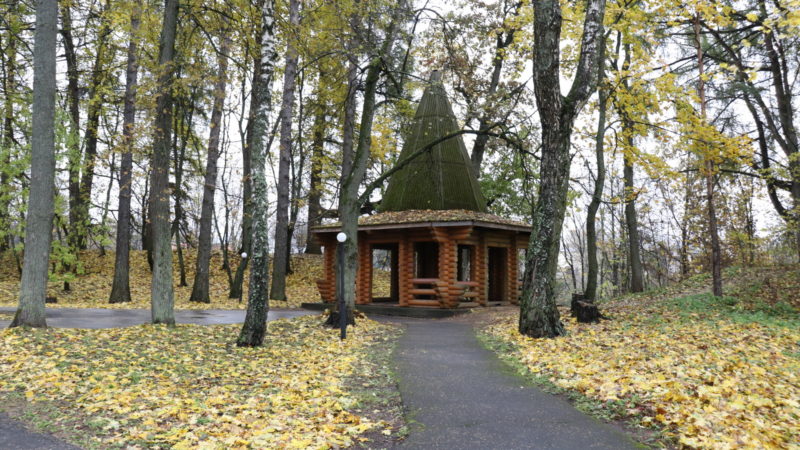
[0,251,326,309]
[484,267,800,448]
[0,315,403,448]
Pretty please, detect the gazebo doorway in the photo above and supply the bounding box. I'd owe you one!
[488,247,508,302]
[371,244,399,303]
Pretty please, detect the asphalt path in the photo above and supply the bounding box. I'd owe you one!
[392,318,638,449]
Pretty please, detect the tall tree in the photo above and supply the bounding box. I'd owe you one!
[0,0,20,252]
[10,0,58,328]
[109,0,142,304]
[694,14,722,296]
[270,0,300,301]
[304,74,326,255]
[149,0,180,325]
[238,0,278,347]
[519,0,606,338]
[190,29,231,304]
[583,32,609,302]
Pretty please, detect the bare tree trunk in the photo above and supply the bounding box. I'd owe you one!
[60,3,81,255]
[304,72,326,255]
[270,0,300,301]
[0,1,19,251]
[229,17,263,298]
[623,152,644,292]
[74,1,113,254]
[694,15,722,296]
[584,36,608,301]
[338,8,403,328]
[109,2,141,304]
[519,0,606,338]
[11,0,57,328]
[149,0,180,325]
[470,2,522,174]
[190,31,230,303]
[238,0,277,347]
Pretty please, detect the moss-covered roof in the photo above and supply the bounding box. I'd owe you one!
[379,71,487,212]
[313,209,529,232]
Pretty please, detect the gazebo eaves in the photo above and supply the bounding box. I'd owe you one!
[311,218,531,234]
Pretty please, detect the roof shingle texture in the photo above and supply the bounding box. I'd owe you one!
[379,75,487,212]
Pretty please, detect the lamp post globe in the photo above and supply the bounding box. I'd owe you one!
[336,232,347,243]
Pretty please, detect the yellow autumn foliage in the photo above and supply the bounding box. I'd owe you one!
[485,299,800,448]
[0,315,400,448]
[0,251,325,309]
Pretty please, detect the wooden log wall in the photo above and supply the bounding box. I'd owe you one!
[317,242,336,302]
[355,239,371,304]
[399,239,412,306]
[508,235,519,305]
[433,228,457,308]
[475,234,487,306]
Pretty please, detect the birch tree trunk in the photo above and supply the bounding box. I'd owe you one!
[519,0,606,338]
[270,0,300,301]
[238,0,278,347]
[109,1,141,303]
[149,0,180,325]
[190,32,230,303]
[11,0,57,328]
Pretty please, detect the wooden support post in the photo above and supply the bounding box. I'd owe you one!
[509,235,519,305]
[322,243,335,302]
[435,228,457,308]
[475,235,487,306]
[355,239,372,304]
[398,239,411,306]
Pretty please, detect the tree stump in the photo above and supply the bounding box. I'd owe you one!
[570,293,585,317]
[575,301,601,323]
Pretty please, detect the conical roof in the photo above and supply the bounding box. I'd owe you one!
[380,71,486,212]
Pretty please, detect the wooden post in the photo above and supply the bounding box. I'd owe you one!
[323,242,335,302]
[509,235,519,305]
[435,228,457,308]
[398,238,410,306]
[475,234,487,306]
[355,239,372,304]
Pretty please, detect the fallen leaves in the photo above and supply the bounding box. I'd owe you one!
[484,299,800,448]
[0,315,400,448]
[0,251,324,309]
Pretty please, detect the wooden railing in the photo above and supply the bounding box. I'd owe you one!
[408,278,481,308]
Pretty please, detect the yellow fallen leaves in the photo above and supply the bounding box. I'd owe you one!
[485,304,800,448]
[0,251,325,309]
[0,316,399,448]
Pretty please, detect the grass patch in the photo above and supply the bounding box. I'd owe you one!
[0,315,402,448]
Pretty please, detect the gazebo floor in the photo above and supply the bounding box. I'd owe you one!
[300,302,476,318]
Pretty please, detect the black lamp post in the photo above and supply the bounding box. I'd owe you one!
[336,232,347,340]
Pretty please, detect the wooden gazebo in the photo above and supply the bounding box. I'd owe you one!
[311,72,530,309]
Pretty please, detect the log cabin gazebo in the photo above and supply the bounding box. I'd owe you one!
[311,72,530,309]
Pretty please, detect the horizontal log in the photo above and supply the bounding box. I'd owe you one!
[455,281,479,288]
[408,299,443,307]
[409,288,437,296]
[457,302,479,308]
[461,292,479,298]
[412,277,439,283]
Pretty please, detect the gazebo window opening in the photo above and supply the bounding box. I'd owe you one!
[457,245,473,282]
[371,244,398,302]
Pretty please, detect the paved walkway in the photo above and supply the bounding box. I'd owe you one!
[0,413,80,450]
[0,307,311,329]
[393,318,637,449]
